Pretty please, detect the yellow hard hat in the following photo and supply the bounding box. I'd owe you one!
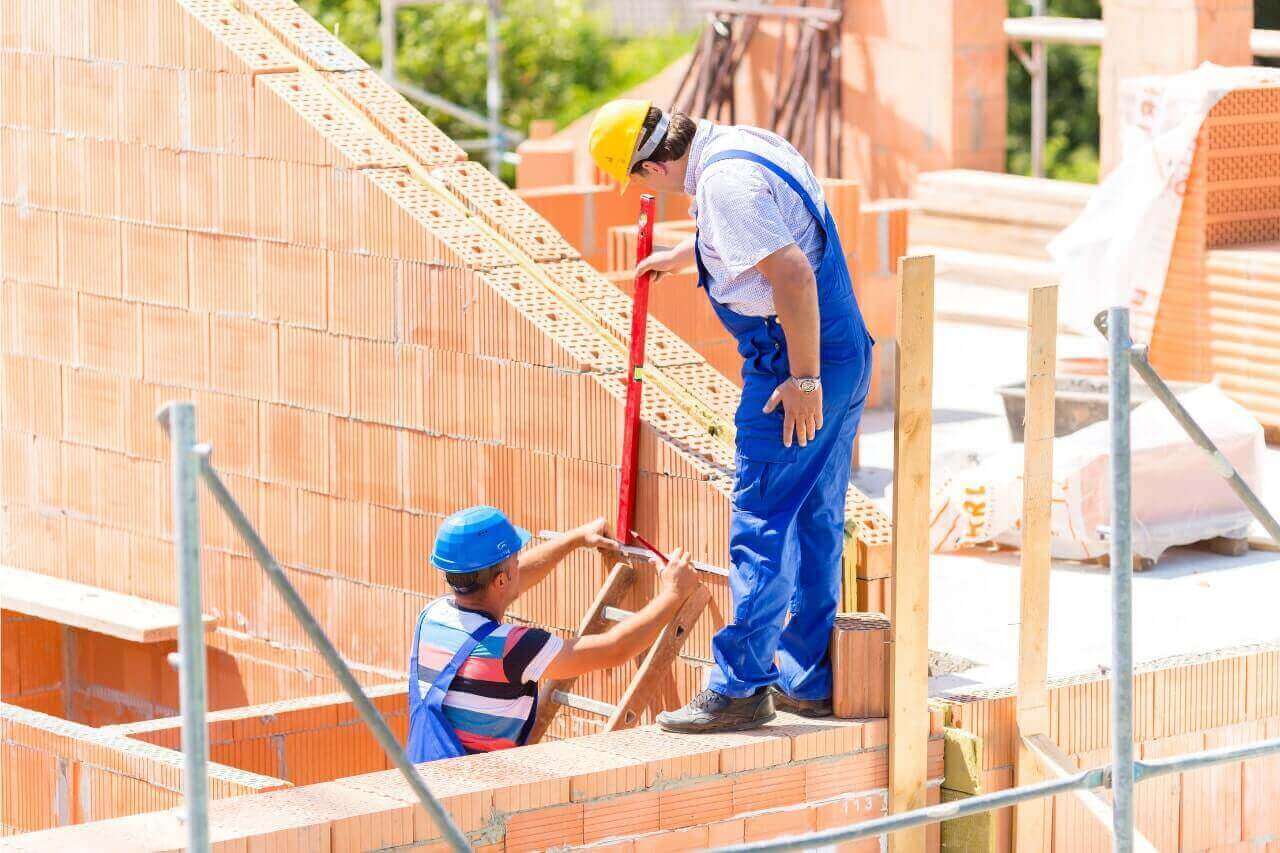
[588,98,654,192]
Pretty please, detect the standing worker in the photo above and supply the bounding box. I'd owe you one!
[587,101,873,732]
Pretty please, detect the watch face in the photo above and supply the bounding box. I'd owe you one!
[796,378,817,393]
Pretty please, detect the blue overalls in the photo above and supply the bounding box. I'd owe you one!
[406,600,500,763]
[696,149,873,702]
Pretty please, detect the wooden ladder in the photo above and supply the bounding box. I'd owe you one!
[527,559,710,743]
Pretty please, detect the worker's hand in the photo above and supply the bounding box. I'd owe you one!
[635,247,683,282]
[763,379,824,448]
[572,517,619,551]
[657,547,697,600]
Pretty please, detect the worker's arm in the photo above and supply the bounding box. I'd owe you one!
[541,548,698,680]
[758,243,823,448]
[635,235,695,281]
[516,518,617,596]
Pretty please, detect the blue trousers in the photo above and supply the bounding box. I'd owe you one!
[706,357,868,700]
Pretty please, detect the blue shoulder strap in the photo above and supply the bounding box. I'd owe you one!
[414,602,501,698]
[701,148,828,230]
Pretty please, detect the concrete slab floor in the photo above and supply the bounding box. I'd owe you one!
[849,318,1280,696]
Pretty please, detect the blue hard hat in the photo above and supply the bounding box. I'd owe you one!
[430,506,532,574]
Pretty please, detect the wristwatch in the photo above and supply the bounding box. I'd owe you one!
[791,375,821,394]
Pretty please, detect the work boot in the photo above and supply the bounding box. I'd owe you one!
[656,687,775,734]
[772,688,833,718]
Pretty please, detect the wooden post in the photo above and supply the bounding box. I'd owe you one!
[888,255,934,853]
[1014,285,1058,852]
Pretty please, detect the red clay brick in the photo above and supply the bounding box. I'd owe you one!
[59,213,122,296]
[583,791,660,844]
[505,802,585,853]
[330,252,395,340]
[142,304,207,388]
[209,314,277,401]
[190,232,256,315]
[194,390,258,477]
[76,294,142,376]
[348,338,398,425]
[261,403,329,492]
[11,282,74,362]
[259,242,327,329]
[123,223,188,307]
[331,417,400,507]
[279,326,347,414]
[659,779,734,830]
[63,367,128,451]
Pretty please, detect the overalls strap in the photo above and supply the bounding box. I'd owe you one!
[700,148,829,235]
[406,600,501,762]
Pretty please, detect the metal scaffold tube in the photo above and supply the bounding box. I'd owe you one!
[1106,306,1136,852]
[191,445,473,852]
[161,402,210,853]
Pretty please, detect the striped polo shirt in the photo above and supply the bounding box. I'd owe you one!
[414,599,563,753]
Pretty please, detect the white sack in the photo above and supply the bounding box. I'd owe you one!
[930,386,1265,561]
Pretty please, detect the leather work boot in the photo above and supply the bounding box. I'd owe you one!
[656,687,775,734]
[772,689,833,718]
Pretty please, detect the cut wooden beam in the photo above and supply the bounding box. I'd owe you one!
[1022,734,1159,852]
[888,255,935,853]
[0,564,217,643]
[1015,285,1058,852]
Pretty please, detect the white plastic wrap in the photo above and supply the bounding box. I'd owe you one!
[930,386,1265,562]
[1049,64,1280,345]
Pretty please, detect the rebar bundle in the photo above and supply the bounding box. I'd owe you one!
[671,1,844,176]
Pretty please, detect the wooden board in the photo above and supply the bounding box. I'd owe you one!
[1015,285,1058,852]
[888,255,934,853]
[0,564,217,643]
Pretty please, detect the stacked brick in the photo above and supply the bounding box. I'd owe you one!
[943,642,1280,850]
[0,713,946,850]
[0,703,285,835]
[105,682,407,786]
[1148,84,1280,436]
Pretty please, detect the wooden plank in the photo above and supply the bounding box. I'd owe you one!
[606,584,710,730]
[0,564,217,644]
[1015,285,1057,852]
[1023,734,1159,852]
[888,255,934,853]
[528,562,635,744]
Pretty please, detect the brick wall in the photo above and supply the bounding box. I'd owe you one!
[0,702,286,835]
[0,713,946,850]
[0,610,397,728]
[945,644,1280,851]
[107,682,407,786]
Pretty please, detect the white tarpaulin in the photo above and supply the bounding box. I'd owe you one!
[929,386,1265,562]
[1049,63,1280,343]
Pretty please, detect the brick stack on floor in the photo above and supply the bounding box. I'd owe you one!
[1149,83,1280,436]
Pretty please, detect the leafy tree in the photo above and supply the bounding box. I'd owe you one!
[298,0,692,144]
[1006,0,1101,182]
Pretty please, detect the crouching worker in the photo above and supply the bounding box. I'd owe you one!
[407,505,698,762]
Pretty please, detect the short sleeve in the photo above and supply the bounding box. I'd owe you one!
[502,626,564,685]
[697,163,797,280]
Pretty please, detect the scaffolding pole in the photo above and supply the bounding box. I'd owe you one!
[191,445,472,852]
[1106,306,1136,852]
[162,402,210,853]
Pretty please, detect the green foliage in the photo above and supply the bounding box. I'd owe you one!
[1007,1,1280,181]
[1005,0,1101,183]
[297,0,694,145]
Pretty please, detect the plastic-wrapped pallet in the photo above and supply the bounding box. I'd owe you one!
[929,385,1264,562]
